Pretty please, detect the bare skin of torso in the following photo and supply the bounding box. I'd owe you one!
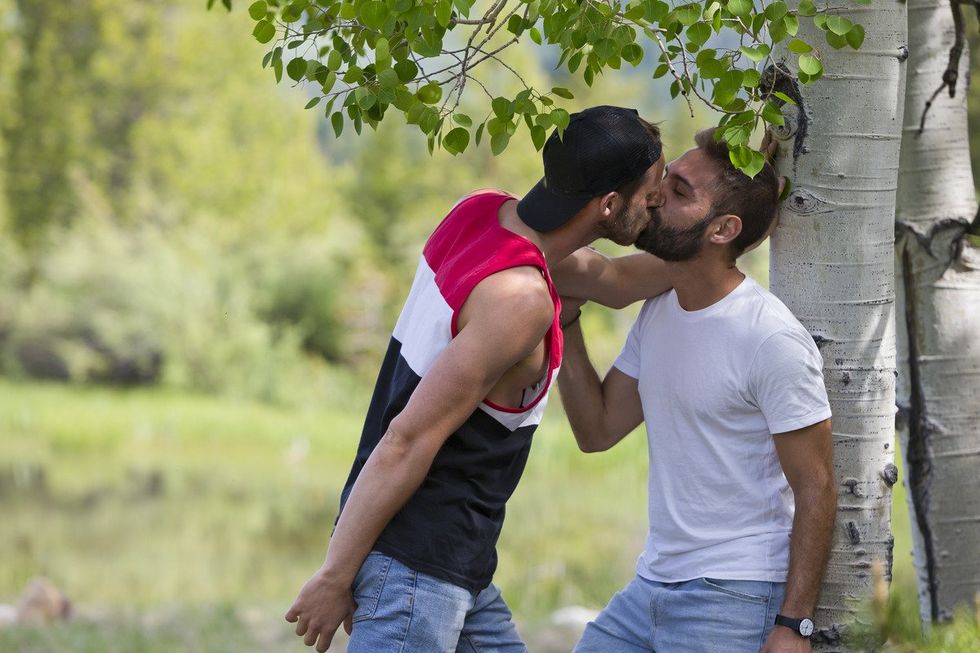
[454,199,552,409]
[455,272,551,409]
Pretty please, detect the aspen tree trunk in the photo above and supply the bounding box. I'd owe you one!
[768,2,908,649]
[896,0,980,626]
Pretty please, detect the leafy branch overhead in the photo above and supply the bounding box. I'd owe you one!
[212,0,869,176]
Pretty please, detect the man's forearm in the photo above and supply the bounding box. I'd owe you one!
[781,481,837,617]
[558,323,613,452]
[319,426,440,585]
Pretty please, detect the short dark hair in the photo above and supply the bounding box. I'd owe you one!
[615,118,663,201]
[694,129,779,258]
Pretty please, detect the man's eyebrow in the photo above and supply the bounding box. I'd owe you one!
[664,165,695,193]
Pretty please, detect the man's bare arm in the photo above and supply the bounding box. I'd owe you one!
[286,268,554,652]
[558,317,644,453]
[762,418,836,653]
[552,247,670,309]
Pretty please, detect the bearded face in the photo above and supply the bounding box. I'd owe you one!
[634,207,716,262]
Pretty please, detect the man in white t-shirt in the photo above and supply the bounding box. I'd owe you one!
[555,130,836,653]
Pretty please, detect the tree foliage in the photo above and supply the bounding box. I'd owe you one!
[214,0,870,175]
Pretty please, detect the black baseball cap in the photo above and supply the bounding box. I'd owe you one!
[517,105,662,232]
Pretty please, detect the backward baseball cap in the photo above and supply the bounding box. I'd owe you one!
[517,105,662,232]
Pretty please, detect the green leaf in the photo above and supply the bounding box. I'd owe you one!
[726,0,752,18]
[798,53,822,76]
[674,3,702,25]
[764,1,787,21]
[355,87,376,110]
[358,1,389,30]
[343,66,364,84]
[327,50,343,72]
[653,63,670,79]
[416,82,442,105]
[594,39,617,61]
[846,24,865,49]
[443,127,470,155]
[825,30,848,49]
[825,15,853,36]
[530,27,543,45]
[742,68,760,88]
[769,16,788,42]
[490,131,510,155]
[773,91,796,105]
[378,67,400,89]
[784,14,799,35]
[331,111,344,137]
[789,38,812,54]
[394,60,418,82]
[253,20,276,44]
[390,0,413,11]
[813,14,828,30]
[798,0,817,16]
[436,0,452,28]
[762,101,784,126]
[492,97,513,120]
[531,125,547,151]
[687,22,711,47]
[452,113,472,127]
[550,108,570,130]
[375,37,391,69]
[621,43,644,66]
[700,58,725,79]
[739,44,770,63]
[321,71,337,94]
[305,96,321,109]
[287,57,308,81]
[475,122,485,146]
[644,0,670,22]
[551,87,574,100]
[248,1,268,20]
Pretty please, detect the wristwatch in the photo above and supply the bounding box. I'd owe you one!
[774,614,815,638]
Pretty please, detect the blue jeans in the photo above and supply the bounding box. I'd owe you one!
[346,551,528,653]
[574,575,785,653]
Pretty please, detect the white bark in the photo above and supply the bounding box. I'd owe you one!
[769,2,908,649]
[896,0,980,625]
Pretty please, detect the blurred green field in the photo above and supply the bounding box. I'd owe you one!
[0,379,976,652]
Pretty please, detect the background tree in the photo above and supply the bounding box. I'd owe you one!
[895,0,980,628]
[767,1,906,648]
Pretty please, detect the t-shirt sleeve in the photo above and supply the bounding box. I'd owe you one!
[612,301,650,380]
[748,328,832,434]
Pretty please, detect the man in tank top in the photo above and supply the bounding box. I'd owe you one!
[285,106,672,652]
[555,130,835,653]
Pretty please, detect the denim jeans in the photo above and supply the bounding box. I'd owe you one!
[573,575,785,653]
[346,551,528,653]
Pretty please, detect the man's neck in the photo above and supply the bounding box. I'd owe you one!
[498,199,600,265]
[667,257,746,312]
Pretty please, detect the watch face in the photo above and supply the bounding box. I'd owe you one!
[799,618,815,637]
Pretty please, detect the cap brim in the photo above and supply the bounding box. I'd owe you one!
[516,178,593,232]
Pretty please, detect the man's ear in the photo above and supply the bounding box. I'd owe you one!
[709,214,742,246]
[597,191,621,219]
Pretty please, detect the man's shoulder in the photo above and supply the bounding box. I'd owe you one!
[468,266,553,322]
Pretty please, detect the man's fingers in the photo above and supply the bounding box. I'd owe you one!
[303,626,320,647]
[294,615,310,637]
[284,606,299,623]
[315,628,334,653]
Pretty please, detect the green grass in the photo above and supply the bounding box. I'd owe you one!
[0,379,976,651]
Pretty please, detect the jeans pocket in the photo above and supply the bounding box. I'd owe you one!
[701,578,770,605]
[351,552,392,623]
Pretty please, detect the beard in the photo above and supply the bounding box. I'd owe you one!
[634,208,715,262]
[598,201,654,246]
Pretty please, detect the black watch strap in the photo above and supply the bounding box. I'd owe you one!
[774,614,814,638]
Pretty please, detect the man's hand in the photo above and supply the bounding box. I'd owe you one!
[761,625,812,653]
[285,569,356,652]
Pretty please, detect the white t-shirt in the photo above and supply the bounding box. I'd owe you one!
[613,275,831,583]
